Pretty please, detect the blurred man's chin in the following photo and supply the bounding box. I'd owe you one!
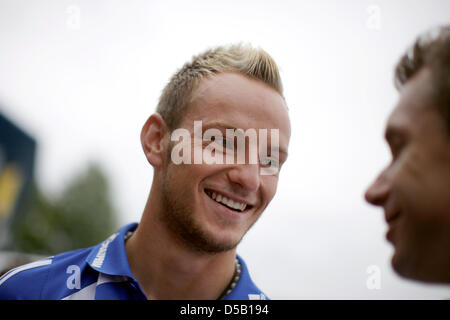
[391,251,438,284]
[391,250,417,281]
[391,254,409,279]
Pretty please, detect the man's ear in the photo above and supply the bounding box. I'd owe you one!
[141,113,169,167]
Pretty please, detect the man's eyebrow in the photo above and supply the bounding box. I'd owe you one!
[202,121,237,130]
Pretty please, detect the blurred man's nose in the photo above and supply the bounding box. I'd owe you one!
[365,169,391,206]
[227,163,261,194]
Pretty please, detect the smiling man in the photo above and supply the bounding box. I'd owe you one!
[0,44,291,299]
[365,26,450,284]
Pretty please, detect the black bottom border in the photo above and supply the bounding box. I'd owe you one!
[2,300,448,318]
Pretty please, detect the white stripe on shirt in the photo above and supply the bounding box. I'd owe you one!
[0,259,52,286]
[62,272,128,300]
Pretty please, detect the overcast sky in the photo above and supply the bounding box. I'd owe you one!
[1,0,450,299]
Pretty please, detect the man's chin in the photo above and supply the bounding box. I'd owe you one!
[391,253,412,280]
[192,228,244,254]
[391,247,417,280]
[188,236,240,254]
[391,250,442,284]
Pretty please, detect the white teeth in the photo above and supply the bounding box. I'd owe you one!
[206,190,247,212]
[230,199,241,210]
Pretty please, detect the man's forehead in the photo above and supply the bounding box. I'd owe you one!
[396,68,436,110]
[386,68,447,141]
[187,73,288,120]
[191,72,284,106]
[183,71,290,137]
[387,70,431,123]
[386,96,425,141]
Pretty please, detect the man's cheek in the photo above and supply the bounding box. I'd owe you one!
[261,178,278,205]
[422,167,450,213]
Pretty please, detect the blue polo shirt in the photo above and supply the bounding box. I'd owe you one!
[0,223,268,300]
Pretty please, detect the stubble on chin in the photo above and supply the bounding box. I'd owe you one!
[160,168,240,254]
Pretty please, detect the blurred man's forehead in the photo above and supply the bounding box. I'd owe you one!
[387,68,449,144]
[395,68,436,113]
[387,69,433,132]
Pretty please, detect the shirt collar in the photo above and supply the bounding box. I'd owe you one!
[86,223,264,299]
[223,254,265,300]
[86,223,138,279]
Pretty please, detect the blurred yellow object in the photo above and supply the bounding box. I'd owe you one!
[0,164,23,220]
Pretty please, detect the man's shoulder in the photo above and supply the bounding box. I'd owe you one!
[0,247,93,300]
[0,223,138,300]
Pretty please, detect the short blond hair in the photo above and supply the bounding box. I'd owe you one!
[156,44,284,130]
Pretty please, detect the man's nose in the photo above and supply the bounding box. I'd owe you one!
[365,169,391,206]
[227,163,261,193]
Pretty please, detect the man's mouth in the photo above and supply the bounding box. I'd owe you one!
[385,210,401,224]
[204,189,250,213]
[385,210,401,244]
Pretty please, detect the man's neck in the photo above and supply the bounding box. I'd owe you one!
[125,197,236,300]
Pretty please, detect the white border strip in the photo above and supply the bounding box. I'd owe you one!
[0,259,52,286]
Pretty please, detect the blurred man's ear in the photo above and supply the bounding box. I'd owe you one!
[140,113,169,167]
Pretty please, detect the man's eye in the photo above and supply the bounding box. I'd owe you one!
[390,147,398,159]
[221,138,234,149]
[260,157,273,167]
[389,141,405,160]
[207,137,231,150]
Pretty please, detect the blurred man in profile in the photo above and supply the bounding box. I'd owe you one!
[365,25,450,284]
[0,44,290,299]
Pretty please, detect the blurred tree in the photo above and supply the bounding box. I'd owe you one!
[9,162,119,255]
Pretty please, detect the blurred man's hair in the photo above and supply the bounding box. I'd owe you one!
[156,43,284,131]
[394,25,450,130]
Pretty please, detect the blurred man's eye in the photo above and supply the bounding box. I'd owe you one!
[385,126,408,161]
[388,138,406,160]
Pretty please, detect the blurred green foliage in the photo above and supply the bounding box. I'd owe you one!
[9,162,119,255]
